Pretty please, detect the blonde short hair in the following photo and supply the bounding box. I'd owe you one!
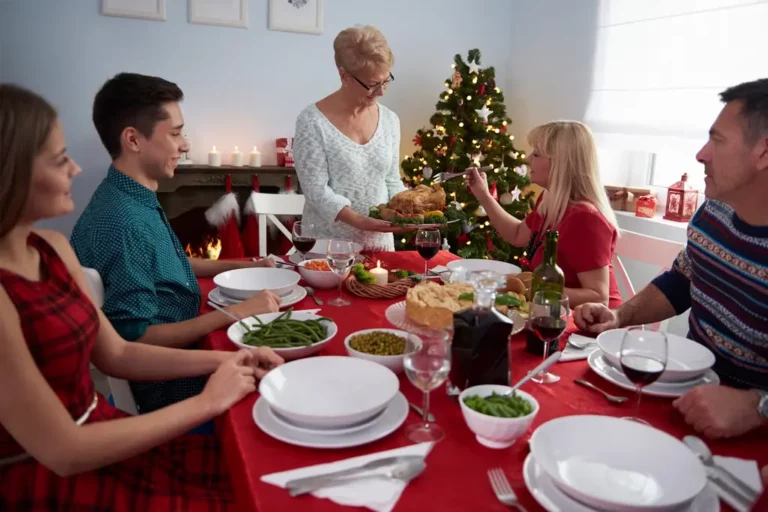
[528,121,617,231]
[334,25,394,76]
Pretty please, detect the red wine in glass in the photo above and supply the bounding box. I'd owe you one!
[293,236,316,255]
[415,229,441,278]
[620,355,665,386]
[530,317,567,342]
[416,242,440,260]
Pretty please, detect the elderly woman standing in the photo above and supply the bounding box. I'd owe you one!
[294,25,406,251]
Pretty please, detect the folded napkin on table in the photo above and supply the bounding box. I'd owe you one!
[560,333,599,362]
[261,442,434,512]
[708,456,763,512]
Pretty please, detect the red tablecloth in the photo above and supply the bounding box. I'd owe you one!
[201,251,768,512]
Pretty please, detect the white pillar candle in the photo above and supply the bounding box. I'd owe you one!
[248,145,262,167]
[208,146,221,167]
[369,260,388,286]
[231,146,243,167]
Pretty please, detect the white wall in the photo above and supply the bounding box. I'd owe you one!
[0,0,516,235]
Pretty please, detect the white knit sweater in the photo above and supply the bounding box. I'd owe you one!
[293,103,406,251]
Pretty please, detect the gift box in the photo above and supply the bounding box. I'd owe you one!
[276,137,294,167]
[605,186,628,211]
[626,187,652,213]
[635,194,657,218]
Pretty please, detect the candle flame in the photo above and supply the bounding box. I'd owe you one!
[212,145,217,151]
[234,146,239,152]
[376,260,381,268]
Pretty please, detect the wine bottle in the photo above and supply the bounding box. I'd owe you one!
[527,230,565,356]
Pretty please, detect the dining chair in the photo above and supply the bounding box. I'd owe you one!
[243,192,305,257]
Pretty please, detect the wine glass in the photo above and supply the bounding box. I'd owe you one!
[620,327,668,424]
[292,221,316,262]
[415,228,441,278]
[403,327,452,443]
[529,291,569,384]
[326,239,354,307]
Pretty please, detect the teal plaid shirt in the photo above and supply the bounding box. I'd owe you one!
[71,166,205,412]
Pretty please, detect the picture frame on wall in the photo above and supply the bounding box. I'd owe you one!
[101,0,166,21]
[269,0,323,35]
[189,0,248,29]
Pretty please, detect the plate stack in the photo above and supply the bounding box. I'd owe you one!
[209,267,306,308]
[590,329,719,398]
[525,415,718,511]
[254,356,409,449]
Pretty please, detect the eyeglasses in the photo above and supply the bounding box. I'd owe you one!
[349,72,395,91]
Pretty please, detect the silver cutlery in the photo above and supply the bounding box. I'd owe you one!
[567,334,594,350]
[408,402,435,422]
[304,286,323,305]
[488,467,527,511]
[206,301,253,332]
[574,379,628,404]
[432,165,493,184]
[287,457,426,497]
[683,436,759,504]
[503,351,562,395]
[252,256,299,268]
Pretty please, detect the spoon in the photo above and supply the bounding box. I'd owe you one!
[683,435,758,503]
[304,286,323,305]
[567,334,594,350]
[574,379,628,404]
[288,459,426,496]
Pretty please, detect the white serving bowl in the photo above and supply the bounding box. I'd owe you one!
[597,328,715,383]
[344,328,411,374]
[214,267,300,300]
[227,310,337,360]
[258,356,399,429]
[297,259,339,290]
[458,385,539,449]
[446,259,521,283]
[530,415,706,512]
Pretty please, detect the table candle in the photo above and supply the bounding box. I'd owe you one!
[248,145,262,167]
[370,260,388,286]
[231,146,243,167]
[208,146,221,167]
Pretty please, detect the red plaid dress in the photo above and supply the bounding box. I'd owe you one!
[0,233,233,511]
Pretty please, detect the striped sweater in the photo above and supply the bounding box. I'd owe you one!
[652,200,768,389]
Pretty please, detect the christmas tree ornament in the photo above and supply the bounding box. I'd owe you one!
[514,165,528,177]
[434,129,446,140]
[450,200,463,210]
[499,191,514,205]
[518,256,530,271]
[422,166,433,180]
[500,124,507,134]
[489,182,499,201]
[474,205,487,217]
[486,232,494,254]
[413,134,423,146]
[510,186,522,202]
[476,104,492,123]
[478,84,486,96]
[468,60,481,75]
[451,69,463,89]
[436,146,447,156]
[457,233,470,247]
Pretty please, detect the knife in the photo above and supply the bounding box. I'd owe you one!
[285,455,424,490]
[707,471,755,511]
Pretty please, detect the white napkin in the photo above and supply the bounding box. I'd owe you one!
[261,442,434,512]
[560,334,599,362]
[707,456,763,512]
[428,265,449,280]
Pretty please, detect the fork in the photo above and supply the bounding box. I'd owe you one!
[488,468,528,511]
[432,165,493,184]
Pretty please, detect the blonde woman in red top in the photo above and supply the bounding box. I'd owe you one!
[468,120,622,308]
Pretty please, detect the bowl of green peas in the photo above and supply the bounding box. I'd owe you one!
[459,385,539,449]
[344,328,411,374]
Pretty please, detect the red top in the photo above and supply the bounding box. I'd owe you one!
[525,195,622,308]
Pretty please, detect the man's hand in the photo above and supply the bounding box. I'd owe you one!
[673,385,765,439]
[250,258,276,269]
[573,303,620,333]
[248,346,285,379]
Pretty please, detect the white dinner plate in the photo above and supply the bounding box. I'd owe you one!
[597,329,716,383]
[446,259,521,280]
[226,310,337,360]
[588,350,720,398]
[213,267,300,300]
[523,453,718,512]
[208,285,307,309]
[253,392,408,449]
[258,356,400,429]
[530,415,707,512]
[266,404,386,436]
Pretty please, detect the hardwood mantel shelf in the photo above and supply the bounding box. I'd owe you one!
[173,165,296,174]
[158,165,296,194]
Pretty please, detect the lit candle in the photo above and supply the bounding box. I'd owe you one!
[369,260,388,286]
[208,146,221,167]
[231,146,243,167]
[248,145,262,167]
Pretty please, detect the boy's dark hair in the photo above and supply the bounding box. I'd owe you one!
[92,73,183,158]
[719,78,768,143]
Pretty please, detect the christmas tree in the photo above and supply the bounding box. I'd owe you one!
[399,49,534,263]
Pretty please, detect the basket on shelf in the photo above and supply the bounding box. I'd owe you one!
[345,274,416,299]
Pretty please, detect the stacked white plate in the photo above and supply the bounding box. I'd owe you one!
[526,415,717,511]
[254,356,408,448]
[209,267,306,308]
[288,239,363,264]
[589,329,719,398]
[441,259,521,284]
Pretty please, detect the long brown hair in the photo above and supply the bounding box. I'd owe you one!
[0,84,58,238]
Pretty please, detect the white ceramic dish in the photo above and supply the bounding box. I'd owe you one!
[385,300,526,336]
[530,415,707,512]
[458,385,539,449]
[289,239,364,264]
[296,259,339,289]
[253,392,408,449]
[226,310,337,360]
[208,285,307,309]
[258,356,400,429]
[214,267,300,300]
[344,328,411,374]
[266,404,385,436]
[588,350,720,398]
[446,259,521,281]
[597,329,715,383]
[523,453,719,512]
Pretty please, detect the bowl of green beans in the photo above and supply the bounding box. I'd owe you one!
[227,308,338,360]
[458,385,539,449]
[344,328,411,374]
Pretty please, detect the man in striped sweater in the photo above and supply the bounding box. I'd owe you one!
[576,78,768,439]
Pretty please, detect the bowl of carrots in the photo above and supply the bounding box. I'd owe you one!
[297,258,339,289]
